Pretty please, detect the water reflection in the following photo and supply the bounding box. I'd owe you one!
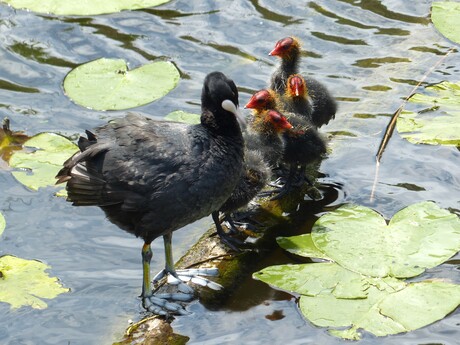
[62,17,158,62]
[337,0,430,24]
[249,0,303,26]
[8,41,78,68]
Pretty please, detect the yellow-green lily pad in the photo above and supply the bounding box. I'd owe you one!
[9,133,77,191]
[0,255,69,309]
[64,58,180,111]
[397,81,460,146]
[431,2,460,45]
[1,0,170,16]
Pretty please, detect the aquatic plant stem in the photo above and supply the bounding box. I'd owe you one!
[370,47,455,202]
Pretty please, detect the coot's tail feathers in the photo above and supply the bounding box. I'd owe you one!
[56,132,117,206]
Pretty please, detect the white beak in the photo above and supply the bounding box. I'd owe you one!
[222,99,246,129]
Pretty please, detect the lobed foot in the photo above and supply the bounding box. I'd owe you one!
[142,293,192,316]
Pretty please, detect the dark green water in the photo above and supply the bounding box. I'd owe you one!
[0,0,459,344]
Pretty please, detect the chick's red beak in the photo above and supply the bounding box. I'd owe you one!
[268,46,281,56]
[281,119,293,129]
[244,95,258,109]
[289,76,305,97]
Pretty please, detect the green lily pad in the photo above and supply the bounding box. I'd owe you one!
[311,202,460,278]
[0,255,69,309]
[0,212,5,237]
[254,262,397,299]
[64,58,180,111]
[254,261,460,340]
[300,281,460,340]
[1,0,170,16]
[276,234,331,260]
[397,81,460,146]
[431,2,460,44]
[164,111,201,124]
[9,133,77,191]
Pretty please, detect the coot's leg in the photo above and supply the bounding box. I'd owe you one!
[270,164,297,200]
[212,211,244,251]
[141,242,190,316]
[223,215,259,237]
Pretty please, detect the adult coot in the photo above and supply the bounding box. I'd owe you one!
[213,110,292,250]
[56,72,245,315]
[269,36,337,128]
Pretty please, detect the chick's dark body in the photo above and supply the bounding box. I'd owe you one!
[282,113,326,166]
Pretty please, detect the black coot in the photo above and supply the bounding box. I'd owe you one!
[269,36,337,128]
[56,71,245,315]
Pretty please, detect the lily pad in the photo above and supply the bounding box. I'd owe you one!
[431,2,460,44]
[64,58,180,111]
[254,262,460,340]
[254,262,401,299]
[397,81,460,146]
[0,255,69,309]
[311,202,460,278]
[164,111,201,124]
[276,234,331,260]
[1,0,170,16]
[0,212,5,237]
[9,133,77,191]
[300,281,460,340]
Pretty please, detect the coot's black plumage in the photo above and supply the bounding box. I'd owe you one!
[56,72,245,315]
[269,36,337,128]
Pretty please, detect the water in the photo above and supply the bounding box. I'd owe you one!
[0,0,459,344]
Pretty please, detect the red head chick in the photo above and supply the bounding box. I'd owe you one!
[245,89,278,113]
[269,37,301,60]
[266,110,293,132]
[286,74,308,98]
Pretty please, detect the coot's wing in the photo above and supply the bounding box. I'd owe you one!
[57,114,197,211]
